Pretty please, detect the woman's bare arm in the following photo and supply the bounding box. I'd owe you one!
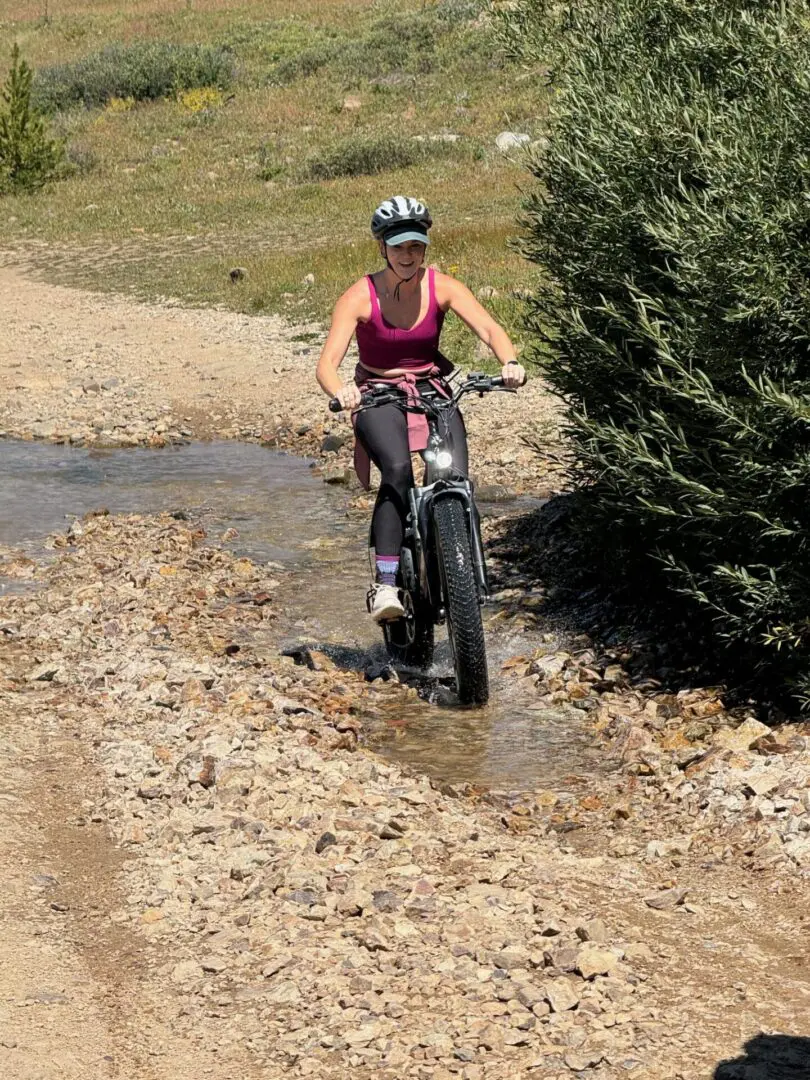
[315,281,368,406]
[437,274,524,376]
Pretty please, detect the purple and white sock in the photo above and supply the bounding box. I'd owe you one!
[376,556,399,586]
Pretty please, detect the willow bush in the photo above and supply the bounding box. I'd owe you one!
[500,0,810,703]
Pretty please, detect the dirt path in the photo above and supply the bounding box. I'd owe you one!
[0,261,563,494]
[0,717,116,1080]
[2,260,810,1080]
[0,705,263,1080]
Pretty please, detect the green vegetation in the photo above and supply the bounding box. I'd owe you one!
[303,132,470,182]
[33,41,235,112]
[0,0,542,365]
[505,0,810,702]
[271,8,496,86]
[0,43,65,194]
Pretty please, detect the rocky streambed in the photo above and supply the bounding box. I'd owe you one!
[0,511,652,1080]
[2,505,809,1079]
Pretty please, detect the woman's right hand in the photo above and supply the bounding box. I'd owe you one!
[334,383,362,411]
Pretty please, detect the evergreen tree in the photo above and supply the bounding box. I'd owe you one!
[0,44,64,194]
[500,0,810,703]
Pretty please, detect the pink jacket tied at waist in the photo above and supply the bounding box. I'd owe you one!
[351,359,452,490]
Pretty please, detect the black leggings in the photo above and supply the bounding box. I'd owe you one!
[354,401,469,556]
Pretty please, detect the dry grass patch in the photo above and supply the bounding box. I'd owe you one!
[0,0,542,357]
[1,0,364,24]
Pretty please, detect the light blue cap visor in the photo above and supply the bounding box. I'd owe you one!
[383,227,430,246]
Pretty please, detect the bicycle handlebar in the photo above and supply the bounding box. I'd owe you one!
[328,373,521,413]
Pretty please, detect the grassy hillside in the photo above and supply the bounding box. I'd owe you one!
[0,0,544,361]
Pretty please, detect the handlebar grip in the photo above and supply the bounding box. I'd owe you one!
[328,398,343,413]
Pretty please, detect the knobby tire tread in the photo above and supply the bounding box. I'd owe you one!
[433,498,489,705]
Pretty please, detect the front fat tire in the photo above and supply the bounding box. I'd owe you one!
[433,498,489,705]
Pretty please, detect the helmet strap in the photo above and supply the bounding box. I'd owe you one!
[384,249,419,301]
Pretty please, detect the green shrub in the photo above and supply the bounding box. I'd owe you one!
[302,131,464,181]
[434,0,489,23]
[272,43,333,85]
[304,132,420,180]
[504,0,810,703]
[270,7,504,87]
[0,44,65,194]
[337,13,441,79]
[272,12,445,85]
[33,42,234,112]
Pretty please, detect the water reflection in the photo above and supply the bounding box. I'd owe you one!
[0,439,347,564]
[1,438,604,791]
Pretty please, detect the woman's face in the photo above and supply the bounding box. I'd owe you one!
[380,239,426,278]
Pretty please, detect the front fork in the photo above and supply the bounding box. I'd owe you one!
[408,482,490,611]
[469,496,490,601]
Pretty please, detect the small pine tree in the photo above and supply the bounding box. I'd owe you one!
[0,43,64,194]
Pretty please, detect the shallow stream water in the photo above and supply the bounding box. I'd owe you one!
[1,439,604,792]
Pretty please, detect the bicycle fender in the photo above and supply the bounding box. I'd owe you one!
[426,484,489,599]
[418,485,467,550]
[428,482,474,510]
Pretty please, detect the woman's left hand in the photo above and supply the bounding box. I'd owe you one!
[501,362,526,388]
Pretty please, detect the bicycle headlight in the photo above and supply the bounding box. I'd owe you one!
[435,450,453,470]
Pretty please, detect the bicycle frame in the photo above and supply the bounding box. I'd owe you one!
[330,372,514,619]
[406,386,492,616]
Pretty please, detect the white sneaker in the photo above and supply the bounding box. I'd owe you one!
[367,583,405,623]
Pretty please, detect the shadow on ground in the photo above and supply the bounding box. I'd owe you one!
[714,1034,810,1079]
[487,493,785,711]
[487,493,710,679]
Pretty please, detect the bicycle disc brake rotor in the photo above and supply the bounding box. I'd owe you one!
[400,589,416,645]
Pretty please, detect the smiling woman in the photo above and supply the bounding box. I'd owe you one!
[315,194,525,624]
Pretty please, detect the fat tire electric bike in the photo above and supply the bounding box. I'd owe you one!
[331,372,517,706]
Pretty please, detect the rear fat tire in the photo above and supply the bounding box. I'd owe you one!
[432,498,489,705]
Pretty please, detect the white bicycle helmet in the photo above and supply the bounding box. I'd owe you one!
[371,195,432,246]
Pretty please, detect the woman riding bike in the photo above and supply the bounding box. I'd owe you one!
[315,195,525,623]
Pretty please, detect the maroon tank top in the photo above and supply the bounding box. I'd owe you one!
[355,267,445,371]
